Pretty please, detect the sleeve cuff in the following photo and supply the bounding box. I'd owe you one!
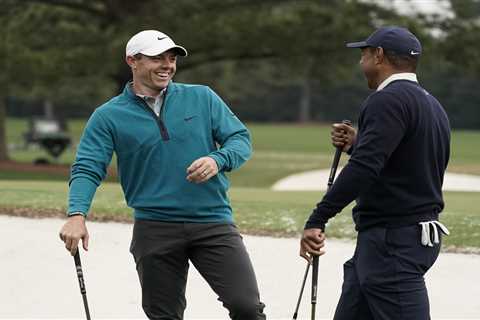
[67,211,86,218]
[208,153,227,172]
[304,208,328,231]
[304,221,326,232]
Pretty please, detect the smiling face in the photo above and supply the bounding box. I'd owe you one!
[126,50,177,96]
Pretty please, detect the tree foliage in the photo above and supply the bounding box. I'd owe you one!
[1,0,480,160]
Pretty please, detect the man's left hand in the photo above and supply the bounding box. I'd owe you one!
[300,228,326,262]
[187,156,219,183]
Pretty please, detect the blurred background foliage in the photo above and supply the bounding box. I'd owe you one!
[1,0,480,161]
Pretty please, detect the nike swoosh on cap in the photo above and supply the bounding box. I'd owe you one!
[158,36,167,40]
[410,50,421,55]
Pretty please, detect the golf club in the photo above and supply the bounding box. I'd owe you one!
[292,119,352,320]
[292,261,310,320]
[327,120,352,191]
[311,253,319,320]
[311,119,351,320]
[74,250,92,320]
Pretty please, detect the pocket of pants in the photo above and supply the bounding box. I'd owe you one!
[129,224,139,262]
[228,223,243,240]
[385,225,418,250]
[342,257,357,283]
[426,233,442,269]
[129,237,135,254]
[385,225,441,274]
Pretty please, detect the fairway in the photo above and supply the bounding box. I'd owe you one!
[4,119,480,185]
[2,119,480,252]
[0,180,478,251]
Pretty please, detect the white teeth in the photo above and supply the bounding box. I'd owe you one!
[156,72,168,77]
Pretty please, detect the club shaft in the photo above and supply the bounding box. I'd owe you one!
[292,262,311,319]
[327,148,342,191]
[311,120,350,320]
[82,294,91,320]
[74,251,92,320]
[311,255,319,320]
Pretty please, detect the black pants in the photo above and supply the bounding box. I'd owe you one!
[333,225,441,320]
[130,220,266,320]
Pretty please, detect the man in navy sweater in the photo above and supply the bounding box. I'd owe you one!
[300,27,451,319]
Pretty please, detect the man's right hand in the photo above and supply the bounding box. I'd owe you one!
[331,122,357,152]
[59,214,89,256]
[300,228,326,262]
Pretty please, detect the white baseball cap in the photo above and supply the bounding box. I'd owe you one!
[125,30,188,57]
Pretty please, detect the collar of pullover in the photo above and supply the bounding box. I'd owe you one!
[124,81,174,100]
[377,73,418,91]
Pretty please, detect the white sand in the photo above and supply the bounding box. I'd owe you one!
[1,216,479,319]
[272,167,480,192]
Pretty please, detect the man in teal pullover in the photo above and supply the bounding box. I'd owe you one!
[59,30,266,320]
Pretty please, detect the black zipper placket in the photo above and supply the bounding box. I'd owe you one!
[137,92,170,141]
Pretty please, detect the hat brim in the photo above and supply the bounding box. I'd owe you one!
[141,45,188,57]
[170,45,188,57]
[346,41,369,48]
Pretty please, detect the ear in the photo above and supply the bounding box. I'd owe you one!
[374,47,385,65]
[126,55,137,69]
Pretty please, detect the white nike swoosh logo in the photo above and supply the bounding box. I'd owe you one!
[410,50,420,55]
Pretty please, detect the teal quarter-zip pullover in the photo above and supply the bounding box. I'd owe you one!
[68,82,252,223]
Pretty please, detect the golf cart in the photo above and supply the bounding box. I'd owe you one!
[23,117,72,164]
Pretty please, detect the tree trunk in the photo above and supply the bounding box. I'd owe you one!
[298,57,314,123]
[0,96,9,161]
[298,76,311,123]
[0,5,9,161]
[44,100,54,118]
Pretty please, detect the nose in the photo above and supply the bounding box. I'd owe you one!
[162,59,174,68]
[161,62,171,69]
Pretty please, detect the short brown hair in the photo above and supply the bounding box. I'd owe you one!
[383,49,419,72]
[367,47,418,72]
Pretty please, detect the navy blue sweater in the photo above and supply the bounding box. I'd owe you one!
[306,80,451,231]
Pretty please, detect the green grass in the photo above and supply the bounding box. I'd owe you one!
[0,171,69,181]
[448,130,480,175]
[5,119,342,186]
[0,180,478,251]
[3,118,480,251]
[6,118,480,185]
[247,123,334,153]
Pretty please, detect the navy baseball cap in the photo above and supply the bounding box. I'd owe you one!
[346,26,422,57]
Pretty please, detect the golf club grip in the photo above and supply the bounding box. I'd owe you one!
[327,119,352,191]
[74,251,91,319]
[74,251,87,295]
